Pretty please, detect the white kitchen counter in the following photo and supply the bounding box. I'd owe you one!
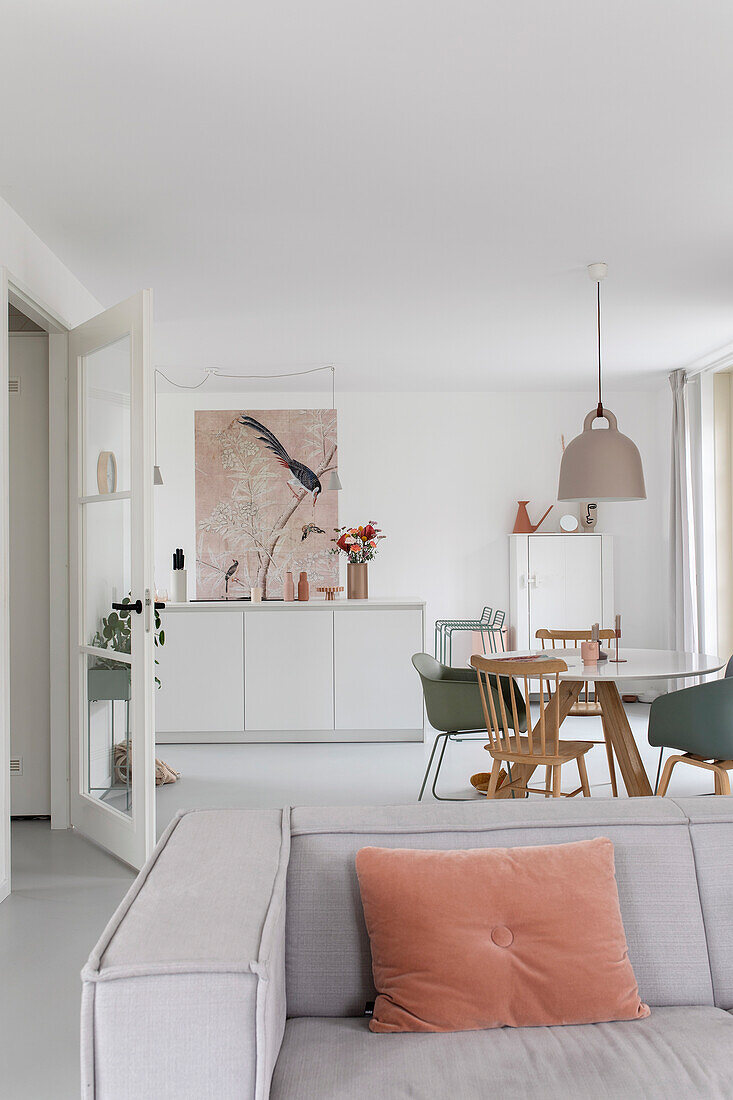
[163,598,425,611]
[156,599,425,744]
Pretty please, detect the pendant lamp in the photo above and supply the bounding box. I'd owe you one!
[557,263,646,502]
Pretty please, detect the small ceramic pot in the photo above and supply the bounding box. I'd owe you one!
[250,587,262,603]
[347,562,368,600]
[581,641,599,664]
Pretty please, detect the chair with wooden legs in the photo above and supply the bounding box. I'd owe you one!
[648,674,733,797]
[470,655,593,798]
[536,627,618,796]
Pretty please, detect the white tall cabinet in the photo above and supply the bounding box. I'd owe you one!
[509,534,614,649]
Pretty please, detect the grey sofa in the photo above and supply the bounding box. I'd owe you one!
[82,797,733,1099]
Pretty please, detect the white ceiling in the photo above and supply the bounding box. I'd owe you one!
[2,0,733,391]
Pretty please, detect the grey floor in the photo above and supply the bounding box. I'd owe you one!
[0,821,134,1100]
[1,702,712,1099]
[156,702,710,831]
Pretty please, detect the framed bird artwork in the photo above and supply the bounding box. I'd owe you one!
[194,409,339,600]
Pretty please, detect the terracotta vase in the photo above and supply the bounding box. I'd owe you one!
[347,562,368,600]
[283,572,294,601]
[297,571,309,601]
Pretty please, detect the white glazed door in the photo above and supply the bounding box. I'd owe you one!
[68,291,156,869]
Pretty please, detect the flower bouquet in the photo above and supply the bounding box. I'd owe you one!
[331,523,385,598]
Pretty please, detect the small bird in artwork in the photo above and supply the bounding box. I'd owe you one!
[301,522,326,542]
[223,560,239,596]
[239,416,322,504]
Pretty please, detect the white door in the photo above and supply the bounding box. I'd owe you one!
[68,291,156,869]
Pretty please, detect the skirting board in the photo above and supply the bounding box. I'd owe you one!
[156,728,425,745]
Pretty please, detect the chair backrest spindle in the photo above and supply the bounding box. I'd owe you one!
[470,655,568,761]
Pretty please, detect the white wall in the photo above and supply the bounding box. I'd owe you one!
[0,196,102,326]
[155,386,671,648]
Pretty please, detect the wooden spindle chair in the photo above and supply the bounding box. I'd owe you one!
[470,655,593,798]
[536,627,618,796]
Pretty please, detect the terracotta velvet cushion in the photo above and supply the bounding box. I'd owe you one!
[355,838,649,1033]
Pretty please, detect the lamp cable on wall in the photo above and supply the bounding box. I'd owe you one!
[152,364,341,489]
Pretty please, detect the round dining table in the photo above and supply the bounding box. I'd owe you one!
[476,648,725,797]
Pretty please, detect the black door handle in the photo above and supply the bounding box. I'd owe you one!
[112,600,142,615]
[154,602,165,610]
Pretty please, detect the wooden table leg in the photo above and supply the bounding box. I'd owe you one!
[548,680,584,725]
[493,762,538,799]
[594,681,653,797]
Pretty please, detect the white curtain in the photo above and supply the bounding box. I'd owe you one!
[669,369,700,652]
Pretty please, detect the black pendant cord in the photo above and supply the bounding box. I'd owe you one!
[596,280,604,419]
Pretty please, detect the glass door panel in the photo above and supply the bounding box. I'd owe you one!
[85,653,132,816]
[69,291,155,869]
[84,496,132,647]
[83,335,131,495]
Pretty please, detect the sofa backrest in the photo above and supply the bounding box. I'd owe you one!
[284,797,733,1018]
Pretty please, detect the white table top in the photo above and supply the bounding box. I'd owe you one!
[480,648,725,682]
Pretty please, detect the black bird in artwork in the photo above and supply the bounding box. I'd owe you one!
[239,416,322,503]
[223,559,239,596]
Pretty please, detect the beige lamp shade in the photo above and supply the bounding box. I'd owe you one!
[558,407,646,502]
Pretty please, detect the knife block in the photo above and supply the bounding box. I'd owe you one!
[170,569,187,603]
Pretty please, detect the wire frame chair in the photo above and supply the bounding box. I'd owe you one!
[470,654,593,799]
[434,607,506,665]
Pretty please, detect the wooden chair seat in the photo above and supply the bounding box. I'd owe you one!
[569,699,603,717]
[486,736,594,766]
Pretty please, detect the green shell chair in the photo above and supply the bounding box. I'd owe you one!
[649,660,733,795]
[412,653,527,801]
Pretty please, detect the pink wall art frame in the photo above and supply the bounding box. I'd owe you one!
[195,409,339,599]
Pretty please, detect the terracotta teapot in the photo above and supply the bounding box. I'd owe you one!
[512,501,553,534]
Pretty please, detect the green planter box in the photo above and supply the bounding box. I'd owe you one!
[88,667,131,702]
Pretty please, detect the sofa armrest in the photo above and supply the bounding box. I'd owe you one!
[81,808,290,1100]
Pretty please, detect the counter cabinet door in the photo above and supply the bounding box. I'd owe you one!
[244,611,334,731]
[155,612,245,735]
[334,609,423,731]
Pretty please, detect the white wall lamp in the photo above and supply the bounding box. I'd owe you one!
[557,263,646,502]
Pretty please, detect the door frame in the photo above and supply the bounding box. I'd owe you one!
[1,268,72,884]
